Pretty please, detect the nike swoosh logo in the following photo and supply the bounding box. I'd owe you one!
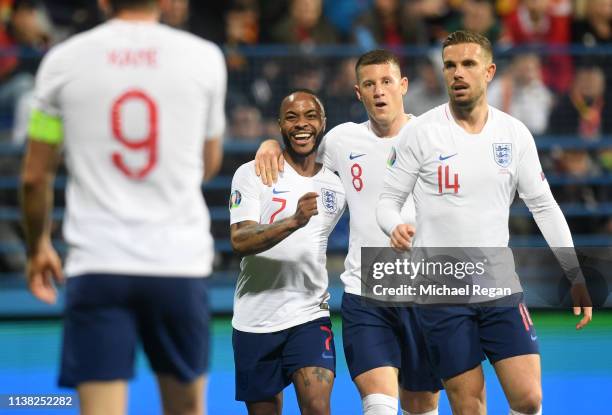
[349,153,366,160]
[321,352,334,359]
[530,334,538,341]
[272,189,289,194]
[439,153,458,161]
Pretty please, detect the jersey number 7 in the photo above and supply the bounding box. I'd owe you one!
[111,89,158,179]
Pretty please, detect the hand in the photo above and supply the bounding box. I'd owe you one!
[571,282,593,330]
[26,240,64,305]
[390,224,415,251]
[293,192,319,228]
[255,139,284,186]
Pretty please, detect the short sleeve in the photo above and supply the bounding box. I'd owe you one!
[204,44,227,140]
[28,44,70,143]
[230,163,262,224]
[31,45,69,117]
[316,132,337,171]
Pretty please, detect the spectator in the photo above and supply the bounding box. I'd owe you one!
[405,0,458,43]
[572,0,612,99]
[572,0,612,46]
[553,148,601,232]
[488,53,553,134]
[502,0,573,92]
[403,55,447,116]
[352,0,427,47]
[229,104,264,141]
[268,0,339,45]
[0,0,51,117]
[445,0,504,43]
[324,57,367,127]
[224,0,259,72]
[548,65,612,139]
[160,0,189,30]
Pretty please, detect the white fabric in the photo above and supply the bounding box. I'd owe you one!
[402,409,439,415]
[316,119,416,295]
[362,393,398,415]
[524,191,584,283]
[509,406,542,415]
[378,103,553,247]
[32,19,226,277]
[230,161,346,333]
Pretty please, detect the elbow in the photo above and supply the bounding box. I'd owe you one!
[20,170,49,193]
[230,234,250,256]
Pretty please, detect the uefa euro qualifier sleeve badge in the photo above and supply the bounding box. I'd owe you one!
[492,143,512,168]
[321,188,338,214]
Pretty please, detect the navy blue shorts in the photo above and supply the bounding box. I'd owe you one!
[59,274,210,388]
[415,296,539,380]
[341,293,442,392]
[233,317,336,402]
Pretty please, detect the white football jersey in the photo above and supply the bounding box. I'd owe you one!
[32,20,226,277]
[384,103,550,247]
[317,119,416,295]
[230,160,346,333]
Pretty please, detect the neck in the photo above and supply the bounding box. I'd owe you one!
[115,8,159,22]
[449,98,489,134]
[528,10,543,25]
[283,150,320,177]
[369,113,410,138]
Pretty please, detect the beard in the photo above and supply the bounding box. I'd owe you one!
[281,129,324,160]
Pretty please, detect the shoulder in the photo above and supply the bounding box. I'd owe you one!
[233,160,258,181]
[321,121,365,153]
[319,167,345,193]
[491,106,530,135]
[326,121,367,139]
[402,105,446,139]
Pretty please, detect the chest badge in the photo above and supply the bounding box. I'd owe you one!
[321,188,338,214]
[493,143,512,168]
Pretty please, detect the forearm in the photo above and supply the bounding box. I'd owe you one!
[377,191,407,236]
[203,138,223,182]
[20,179,54,255]
[525,191,584,284]
[231,217,301,256]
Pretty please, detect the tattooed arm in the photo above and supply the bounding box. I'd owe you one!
[231,192,319,256]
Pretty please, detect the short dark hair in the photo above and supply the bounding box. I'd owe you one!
[279,89,325,117]
[355,49,401,77]
[442,30,493,60]
[108,0,157,12]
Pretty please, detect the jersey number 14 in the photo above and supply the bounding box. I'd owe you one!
[438,165,460,194]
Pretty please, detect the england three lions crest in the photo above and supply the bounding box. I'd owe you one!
[492,143,512,168]
[321,188,338,214]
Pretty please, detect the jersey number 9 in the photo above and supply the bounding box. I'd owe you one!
[111,89,158,179]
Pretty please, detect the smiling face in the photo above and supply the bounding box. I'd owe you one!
[278,91,326,157]
[354,62,408,128]
[442,42,496,110]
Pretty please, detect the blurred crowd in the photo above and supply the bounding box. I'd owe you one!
[0,0,611,274]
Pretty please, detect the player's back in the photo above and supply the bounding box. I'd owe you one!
[38,20,226,277]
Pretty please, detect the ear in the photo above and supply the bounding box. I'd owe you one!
[401,76,409,96]
[485,62,496,83]
[354,84,362,101]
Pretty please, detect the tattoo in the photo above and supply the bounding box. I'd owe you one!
[300,370,311,388]
[312,367,332,385]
